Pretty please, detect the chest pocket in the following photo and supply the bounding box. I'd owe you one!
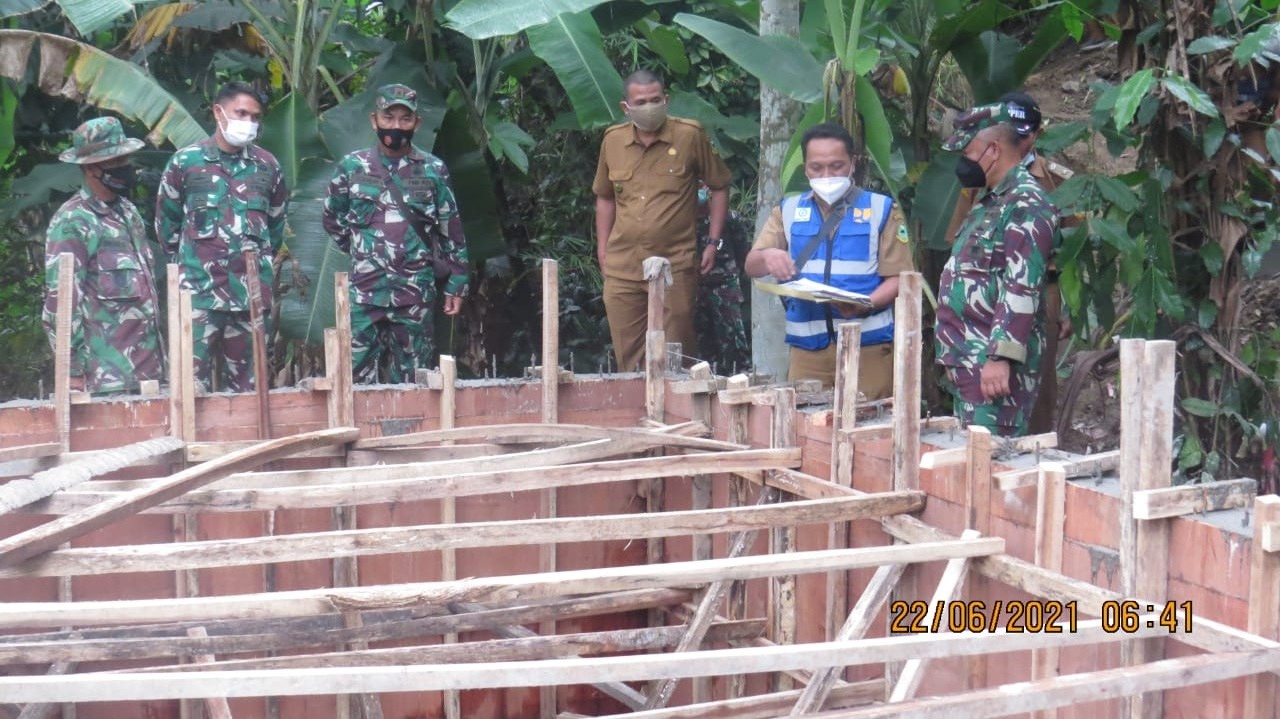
[93,249,144,300]
[242,196,270,244]
[607,166,633,198]
[348,174,383,225]
[187,194,223,239]
[652,154,689,193]
[834,219,873,262]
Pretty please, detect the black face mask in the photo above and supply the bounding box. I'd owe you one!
[954,155,988,189]
[99,164,137,194]
[377,127,415,151]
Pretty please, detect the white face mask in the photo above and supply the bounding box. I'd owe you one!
[217,108,259,147]
[809,176,852,205]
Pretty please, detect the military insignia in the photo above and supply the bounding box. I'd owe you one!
[186,174,217,193]
[897,224,910,243]
[795,207,812,222]
[667,147,678,156]
[351,173,380,186]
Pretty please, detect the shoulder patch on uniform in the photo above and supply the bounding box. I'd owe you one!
[601,122,631,136]
[897,223,910,243]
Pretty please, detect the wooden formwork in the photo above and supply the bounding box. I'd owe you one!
[1,264,1279,719]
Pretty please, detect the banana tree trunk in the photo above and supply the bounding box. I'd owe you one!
[752,0,802,380]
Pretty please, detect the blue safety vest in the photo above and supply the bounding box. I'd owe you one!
[781,190,894,350]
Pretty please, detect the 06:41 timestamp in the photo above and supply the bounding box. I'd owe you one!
[1101,600,1193,633]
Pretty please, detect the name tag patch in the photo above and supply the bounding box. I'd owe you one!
[794,207,812,222]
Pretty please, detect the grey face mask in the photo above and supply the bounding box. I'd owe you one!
[626,101,668,132]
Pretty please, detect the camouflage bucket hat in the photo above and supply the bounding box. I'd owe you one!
[58,117,145,164]
[942,103,1013,152]
[374,84,418,113]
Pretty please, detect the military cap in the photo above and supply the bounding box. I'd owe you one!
[942,103,1014,152]
[1000,92,1043,136]
[375,84,418,113]
[58,117,145,164]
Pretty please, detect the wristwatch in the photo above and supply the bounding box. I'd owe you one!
[708,237,723,251]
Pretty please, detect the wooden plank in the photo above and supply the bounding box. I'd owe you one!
[892,272,922,491]
[687,357,715,706]
[345,445,502,465]
[437,354,461,719]
[179,290,196,439]
[185,442,346,463]
[826,323,861,647]
[0,444,61,464]
[0,427,359,567]
[846,417,958,443]
[1032,463,1066,719]
[1,589,693,666]
[186,628,233,719]
[328,272,354,428]
[1124,339,1174,719]
[53,253,73,453]
[643,493,773,709]
[353,423,742,452]
[539,258,560,719]
[964,427,992,693]
[167,263,184,440]
[725,373,751,701]
[994,450,1120,491]
[1245,495,1280,719]
[643,259,669,673]
[0,438,183,514]
[803,649,1280,719]
[770,387,798,693]
[890,530,980,702]
[26,447,802,515]
[1132,478,1256,520]
[792,562,905,715]
[0,541,1004,629]
[601,681,882,719]
[243,248,270,438]
[0,620,1172,703]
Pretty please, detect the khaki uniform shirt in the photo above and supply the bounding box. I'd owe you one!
[593,117,731,281]
[752,195,915,278]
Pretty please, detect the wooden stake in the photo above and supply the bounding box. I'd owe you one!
[431,355,462,719]
[827,323,861,646]
[1245,495,1280,719]
[891,271,922,491]
[770,387,798,693]
[167,264,184,440]
[963,426,992,692]
[329,273,354,428]
[644,258,670,658]
[1121,339,1174,719]
[725,373,752,701]
[243,249,270,437]
[179,289,196,440]
[53,253,74,452]
[537,260,560,719]
[1032,463,1066,719]
[186,628,234,719]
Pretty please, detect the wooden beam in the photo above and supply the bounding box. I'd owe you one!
[0,620,1171,703]
[0,541,1004,629]
[167,263,184,440]
[185,442,346,463]
[994,450,1120,491]
[826,323,861,647]
[1,589,692,665]
[243,248,270,440]
[352,423,742,452]
[0,437,183,514]
[892,271,922,491]
[890,530,980,702]
[920,433,1057,470]
[792,562,905,714]
[846,417,958,444]
[435,354,460,719]
[963,427,992,693]
[53,253,73,453]
[186,628,233,719]
[538,258,560,719]
[770,387,798,693]
[1132,478,1256,520]
[1032,463,1066,719]
[178,289,196,439]
[0,444,62,464]
[725,372,751,702]
[26,447,802,516]
[0,427,359,567]
[14,662,75,719]
[803,649,1280,719]
[1245,495,1280,719]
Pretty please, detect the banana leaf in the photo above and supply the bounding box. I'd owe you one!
[0,30,207,150]
[0,0,48,19]
[275,157,349,343]
[526,10,623,129]
[259,91,328,191]
[673,13,823,104]
[445,0,609,40]
[0,79,15,167]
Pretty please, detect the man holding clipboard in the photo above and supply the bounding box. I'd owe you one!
[744,123,913,397]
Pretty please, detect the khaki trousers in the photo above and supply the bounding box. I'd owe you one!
[788,341,894,400]
[603,269,697,373]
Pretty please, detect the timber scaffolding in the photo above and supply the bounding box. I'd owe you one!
[0,260,1278,719]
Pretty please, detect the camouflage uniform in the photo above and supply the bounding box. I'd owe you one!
[695,211,750,374]
[43,118,163,394]
[935,104,1059,436]
[322,85,469,384]
[156,133,286,393]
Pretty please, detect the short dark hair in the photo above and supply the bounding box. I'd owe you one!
[214,81,266,109]
[801,123,855,160]
[623,70,664,95]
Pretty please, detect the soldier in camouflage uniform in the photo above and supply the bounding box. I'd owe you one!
[935,104,1060,436]
[322,84,470,384]
[694,184,750,374]
[156,81,287,393]
[43,117,163,394]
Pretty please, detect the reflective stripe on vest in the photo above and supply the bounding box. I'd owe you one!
[781,190,895,350]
